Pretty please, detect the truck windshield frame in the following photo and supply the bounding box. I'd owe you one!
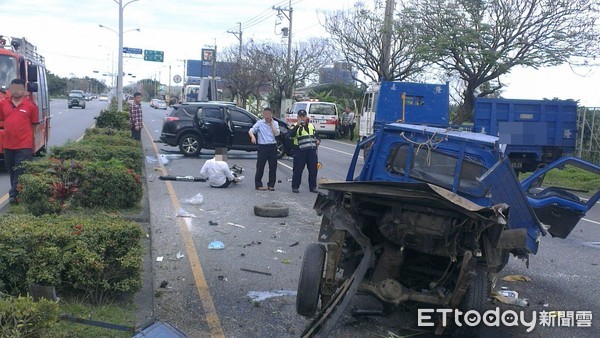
[0,55,18,88]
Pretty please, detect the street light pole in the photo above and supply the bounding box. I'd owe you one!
[116,0,140,112]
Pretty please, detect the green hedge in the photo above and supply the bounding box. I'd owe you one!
[80,134,139,148]
[84,127,131,139]
[94,109,130,130]
[0,296,59,337]
[0,214,143,304]
[50,142,143,174]
[19,159,142,215]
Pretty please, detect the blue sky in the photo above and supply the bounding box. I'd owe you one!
[1,0,598,106]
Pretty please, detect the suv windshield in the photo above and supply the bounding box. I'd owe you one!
[69,93,84,98]
[0,55,18,89]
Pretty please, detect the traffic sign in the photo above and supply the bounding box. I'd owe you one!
[123,47,143,55]
[143,49,164,62]
[173,75,182,83]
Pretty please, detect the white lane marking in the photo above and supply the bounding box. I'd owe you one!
[582,218,600,225]
[330,140,357,147]
[277,160,293,170]
[319,145,363,159]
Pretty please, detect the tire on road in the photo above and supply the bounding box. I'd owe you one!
[254,202,289,218]
[178,133,202,157]
[296,243,326,317]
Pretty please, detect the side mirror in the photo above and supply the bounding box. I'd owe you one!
[27,82,38,93]
[27,64,38,83]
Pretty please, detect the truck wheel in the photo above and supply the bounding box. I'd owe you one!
[68,105,72,109]
[452,268,487,337]
[254,203,289,218]
[296,243,326,317]
[178,133,202,157]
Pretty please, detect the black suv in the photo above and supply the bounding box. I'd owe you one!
[68,90,86,109]
[160,102,293,158]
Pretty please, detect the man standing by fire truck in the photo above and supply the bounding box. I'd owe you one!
[0,79,39,205]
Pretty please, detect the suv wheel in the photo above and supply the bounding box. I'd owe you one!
[276,139,286,159]
[178,133,202,157]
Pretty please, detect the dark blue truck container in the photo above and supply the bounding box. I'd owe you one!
[373,81,449,130]
[473,97,578,172]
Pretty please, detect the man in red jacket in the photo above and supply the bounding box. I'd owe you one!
[0,79,39,205]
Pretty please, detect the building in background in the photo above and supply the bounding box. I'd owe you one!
[319,62,355,85]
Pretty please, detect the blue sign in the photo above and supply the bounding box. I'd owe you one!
[123,47,143,55]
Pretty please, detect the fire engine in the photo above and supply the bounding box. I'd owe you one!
[0,35,50,157]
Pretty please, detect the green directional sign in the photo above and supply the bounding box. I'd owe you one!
[143,50,164,62]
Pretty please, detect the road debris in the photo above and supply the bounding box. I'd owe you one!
[502,275,532,282]
[176,251,185,259]
[159,280,169,288]
[208,241,225,250]
[160,175,206,182]
[289,241,299,247]
[176,208,197,218]
[240,268,272,276]
[182,193,204,205]
[276,249,286,253]
[227,222,246,229]
[209,220,219,226]
[218,275,228,282]
[146,156,158,164]
[491,291,529,307]
[281,259,291,264]
[247,290,297,302]
[156,256,164,262]
[242,241,262,248]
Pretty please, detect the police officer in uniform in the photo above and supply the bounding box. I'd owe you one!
[291,110,320,193]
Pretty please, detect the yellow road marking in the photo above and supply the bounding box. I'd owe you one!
[144,124,225,337]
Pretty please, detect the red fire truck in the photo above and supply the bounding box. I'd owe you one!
[0,35,50,157]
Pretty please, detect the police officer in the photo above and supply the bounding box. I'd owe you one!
[291,110,320,193]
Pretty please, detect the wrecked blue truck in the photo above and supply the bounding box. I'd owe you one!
[296,123,600,337]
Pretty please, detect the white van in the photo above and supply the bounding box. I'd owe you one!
[286,101,339,138]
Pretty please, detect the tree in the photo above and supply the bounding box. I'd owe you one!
[46,71,67,97]
[220,45,270,109]
[323,1,433,85]
[412,0,600,123]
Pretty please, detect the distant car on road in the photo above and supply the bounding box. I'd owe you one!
[99,95,109,102]
[160,102,293,158]
[68,90,86,109]
[156,100,167,110]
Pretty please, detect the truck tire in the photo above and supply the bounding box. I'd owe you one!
[178,133,202,157]
[451,268,487,337]
[296,243,326,317]
[254,203,289,218]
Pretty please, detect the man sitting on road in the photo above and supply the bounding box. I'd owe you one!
[199,156,243,188]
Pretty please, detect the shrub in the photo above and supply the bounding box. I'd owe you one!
[0,296,59,337]
[0,214,143,304]
[94,109,129,130]
[50,142,143,174]
[19,158,142,214]
[80,134,139,148]
[84,127,131,139]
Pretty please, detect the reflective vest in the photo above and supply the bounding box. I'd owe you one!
[293,123,318,150]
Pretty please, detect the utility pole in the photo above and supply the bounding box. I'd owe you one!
[212,38,217,78]
[227,22,243,60]
[273,0,293,115]
[381,0,395,81]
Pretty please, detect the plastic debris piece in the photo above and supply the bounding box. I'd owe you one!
[208,241,225,250]
[240,268,272,276]
[242,241,262,248]
[176,207,197,218]
[146,156,158,164]
[289,241,299,247]
[159,280,169,288]
[276,249,286,253]
[498,290,518,299]
[159,154,170,165]
[208,220,219,226]
[281,259,291,264]
[277,180,282,183]
[227,222,246,229]
[182,193,204,205]
[176,251,185,259]
[156,256,164,262]
[286,178,293,182]
[218,275,228,282]
[491,291,529,307]
[247,290,297,302]
[543,303,549,307]
[502,275,532,282]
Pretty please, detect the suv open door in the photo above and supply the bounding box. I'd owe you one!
[521,156,600,238]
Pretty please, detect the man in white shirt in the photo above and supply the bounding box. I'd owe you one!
[199,157,242,188]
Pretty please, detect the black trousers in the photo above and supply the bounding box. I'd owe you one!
[131,127,141,141]
[348,123,356,141]
[255,144,277,188]
[4,148,33,198]
[292,147,318,190]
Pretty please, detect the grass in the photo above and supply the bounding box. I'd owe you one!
[48,297,136,338]
[520,164,600,194]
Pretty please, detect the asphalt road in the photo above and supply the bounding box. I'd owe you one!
[148,106,600,337]
[0,98,106,201]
